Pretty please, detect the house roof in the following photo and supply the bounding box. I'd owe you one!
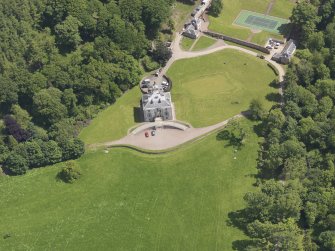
[142,84,172,110]
[281,39,296,57]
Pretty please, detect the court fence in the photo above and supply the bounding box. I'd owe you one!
[204,31,271,54]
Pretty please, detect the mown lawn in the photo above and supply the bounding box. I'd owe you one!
[192,36,217,51]
[208,0,295,45]
[79,87,141,144]
[0,119,259,251]
[180,36,195,51]
[167,49,278,127]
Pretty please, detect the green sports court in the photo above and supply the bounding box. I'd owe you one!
[234,10,290,34]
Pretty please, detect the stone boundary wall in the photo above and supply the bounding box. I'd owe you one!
[204,31,271,54]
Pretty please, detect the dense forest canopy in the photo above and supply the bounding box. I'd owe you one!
[239,0,335,250]
[0,0,176,175]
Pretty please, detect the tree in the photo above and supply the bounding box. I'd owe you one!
[32,88,68,127]
[307,32,325,51]
[209,0,223,17]
[249,99,267,120]
[282,157,307,180]
[14,141,45,167]
[57,160,81,183]
[266,109,286,129]
[319,231,335,250]
[11,105,31,129]
[153,41,172,66]
[62,88,78,116]
[55,15,83,51]
[218,121,247,148]
[59,138,85,161]
[247,219,304,250]
[40,140,63,165]
[3,115,31,142]
[4,153,29,175]
[291,2,320,42]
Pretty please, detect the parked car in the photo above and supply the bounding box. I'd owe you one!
[266,45,273,49]
[191,9,198,17]
[151,130,156,136]
[145,132,149,137]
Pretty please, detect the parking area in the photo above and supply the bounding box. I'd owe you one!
[265,38,285,54]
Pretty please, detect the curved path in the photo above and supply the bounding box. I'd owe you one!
[89,114,243,151]
[89,32,285,151]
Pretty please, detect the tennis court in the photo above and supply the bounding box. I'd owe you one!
[234,10,290,34]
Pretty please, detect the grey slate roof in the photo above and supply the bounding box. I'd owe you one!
[142,83,172,110]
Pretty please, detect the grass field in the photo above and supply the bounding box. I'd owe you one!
[192,36,217,51]
[79,88,140,144]
[208,0,295,45]
[167,49,278,127]
[0,119,259,250]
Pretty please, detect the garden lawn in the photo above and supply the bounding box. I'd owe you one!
[180,36,195,51]
[192,36,217,51]
[79,87,140,144]
[167,49,278,127]
[0,119,259,251]
[208,0,295,45]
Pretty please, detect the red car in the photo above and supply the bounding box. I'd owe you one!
[145,132,149,137]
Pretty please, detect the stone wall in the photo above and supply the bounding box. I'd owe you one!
[204,31,271,54]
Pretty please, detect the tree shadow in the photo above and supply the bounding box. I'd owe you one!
[252,122,266,137]
[227,209,251,234]
[269,79,280,89]
[232,239,260,251]
[133,107,143,123]
[278,23,293,37]
[266,92,281,103]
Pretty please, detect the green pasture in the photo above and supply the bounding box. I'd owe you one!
[192,36,217,51]
[208,0,295,45]
[168,49,278,127]
[0,119,259,250]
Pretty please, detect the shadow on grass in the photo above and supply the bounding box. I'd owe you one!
[252,122,266,137]
[269,79,280,89]
[232,239,261,251]
[133,107,143,123]
[266,92,282,102]
[227,209,260,250]
[278,23,293,37]
[227,209,251,233]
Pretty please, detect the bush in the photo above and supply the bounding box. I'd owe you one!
[142,56,160,72]
[58,161,81,183]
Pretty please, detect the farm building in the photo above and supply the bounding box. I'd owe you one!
[141,84,173,122]
[271,39,296,64]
